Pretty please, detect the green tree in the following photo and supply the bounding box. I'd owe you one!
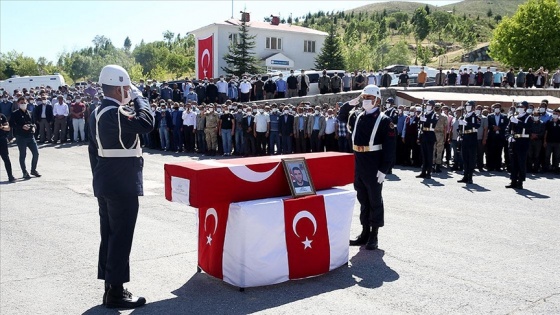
[124,36,132,51]
[487,8,493,18]
[489,0,560,70]
[315,24,346,70]
[222,20,261,77]
[412,7,430,64]
[163,30,175,50]
[385,41,411,66]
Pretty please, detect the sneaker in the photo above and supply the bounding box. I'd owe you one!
[30,170,41,177]
[23,172,31,180]
[105,286,146,309]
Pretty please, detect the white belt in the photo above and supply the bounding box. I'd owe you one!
[422,127,435,131]
[353,144,382,152]
[98,146,142,158]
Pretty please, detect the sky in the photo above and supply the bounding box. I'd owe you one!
[0,0,461,63]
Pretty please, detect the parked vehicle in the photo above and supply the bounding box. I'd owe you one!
[0,74,66,92]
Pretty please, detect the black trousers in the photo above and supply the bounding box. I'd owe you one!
[244,134,256,156]
[294,131,307,153]
[324,133,336,151]
[310,130,322,152]
[421,138,435,174]
[461,137,477,178]
[486,137,504,170]
[0,137,13,178]
[509,140,530,182]
[97,195,139,285]
[354,162,384,227]
[182,125,195,151]
[256,132,267,155]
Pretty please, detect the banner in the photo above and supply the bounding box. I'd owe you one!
[197,35,213,79]
[198,203,229,279]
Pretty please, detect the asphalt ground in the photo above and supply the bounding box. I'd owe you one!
[1,142,558,315]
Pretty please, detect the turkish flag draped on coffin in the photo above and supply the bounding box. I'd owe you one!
[283,195,330,279]
[197,35,213,79]
[198,203,229,279]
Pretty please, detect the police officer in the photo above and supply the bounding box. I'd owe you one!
[338,85,396,250]
[457,101,481,184]
[416,100,439,179]
[505,101,533,189]
[88,65,154,309]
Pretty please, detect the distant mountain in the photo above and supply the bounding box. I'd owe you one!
[350,0,525,19]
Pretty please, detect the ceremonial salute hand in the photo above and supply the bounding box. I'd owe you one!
[509,116,519,124]
[459,119,467,126]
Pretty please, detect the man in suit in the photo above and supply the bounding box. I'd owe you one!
[306,105,326,152]
[486,103,509,171]
[278,105,294,154]
[293,105,309,153]
[241,107,256,156]
[33,94,54,143]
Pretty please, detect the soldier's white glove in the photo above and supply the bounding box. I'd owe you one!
[348,96,361,106]
[129,84,143,101]
[510,116,519,124]
[457,136,462,141]
[377,171,386,184]
[459,120,468,126]
[508,137,516,143]
[420,116,427,122]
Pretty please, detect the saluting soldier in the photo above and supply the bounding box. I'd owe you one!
[416,100,439,179]
[338,84,396,250]
[88,65,154,308]
[505,101,533,189]
[457,100,481,184]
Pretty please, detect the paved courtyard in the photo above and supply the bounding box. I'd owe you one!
[1,143,558,314]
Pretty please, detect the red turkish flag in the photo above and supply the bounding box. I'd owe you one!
[198,202,229,279]
[283,195,330,279]
[197,35,213,80]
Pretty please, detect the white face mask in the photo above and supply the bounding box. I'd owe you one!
[475,109,481,116]
[552,114,558,120]
[385,103,391,109]
[284,110,289,114]
[517,108,525,115]
[539,108,545,113]
[246,110,252,114]
[451,108,456,113]
[465,105,472,112]
[208,108,214,113]
[362,99,374,111]
[237,109,242,113]
[259,109,264,113]
[494,108,500,114]
[224,110,229,114]
[19,103,27,110]
[426,106,433,112]
[403,111,410,116]
[120,86,131,105]
[527,108,533,114]
[532,116,539,122]
[314,110,319,115]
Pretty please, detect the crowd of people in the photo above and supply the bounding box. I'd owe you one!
[1,74,559,184]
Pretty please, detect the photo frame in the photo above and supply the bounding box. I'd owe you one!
[282,158,316,198]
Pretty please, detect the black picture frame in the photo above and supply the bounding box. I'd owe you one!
[282,158,316,198]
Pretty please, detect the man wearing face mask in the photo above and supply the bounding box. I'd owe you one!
[416,100,439,179]
[505,101,533,189]
[88,65,154,308]
[342,71,352,92]
[241,106,257,156]
[528,111,545,173]
[10,96,40,179]
[306,105,326,152]
[543,108,560,173]
[34,94,54,144]
[380,70,392,88]
[432,103,448,173]
[475,104,488,172]
[457,100,481,184]
[338,84,396,250]
[287,70,299,98]
[486,103,509,171]
[278,105,294,154]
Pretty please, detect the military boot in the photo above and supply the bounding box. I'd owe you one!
[435,164,442,173]
[365,227,379,250]
[349,225,370,246]
[505,180,517,189]
[105,285,146,309]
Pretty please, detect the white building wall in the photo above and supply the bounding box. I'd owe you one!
[195,23,326,78]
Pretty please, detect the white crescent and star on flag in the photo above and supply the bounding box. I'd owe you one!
[292,210,317,250]
[204,208,218,245]
[201,49,210,77]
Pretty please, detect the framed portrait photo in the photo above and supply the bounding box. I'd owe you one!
[282,158,316,198]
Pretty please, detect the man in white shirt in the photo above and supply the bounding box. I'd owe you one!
[52,95,69,143]
[216,75,228,104]
[182,103,197,152]
[239,77,252,102]
[254,107,270,155]
[324,108,337,151]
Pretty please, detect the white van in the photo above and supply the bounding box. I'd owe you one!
[0,74,66,93]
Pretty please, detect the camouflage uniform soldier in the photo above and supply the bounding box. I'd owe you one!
[433,103,448,173]
[204,105,219,156]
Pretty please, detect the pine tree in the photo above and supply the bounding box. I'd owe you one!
[124,36,132,51]
[314,24,346,70]
[222,20,261,77]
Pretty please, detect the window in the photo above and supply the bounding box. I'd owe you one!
[228,33,238,46]
[304,40,316,53]
[266,37,282,50]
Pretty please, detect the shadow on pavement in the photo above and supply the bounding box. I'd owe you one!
[515,188,550,200]
[82,250,398,314]
[461,183,491,193]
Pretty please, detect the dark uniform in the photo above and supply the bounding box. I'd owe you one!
[338,102,396,250]
[417,110,439,179]
[458,111,481,184]
[0,113,14,181]
[506,111,533,189]
[88,96,154,287]
[384,104,399,170]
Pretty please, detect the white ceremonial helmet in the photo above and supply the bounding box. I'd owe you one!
[361,84,381,99]
[98,65,131,86]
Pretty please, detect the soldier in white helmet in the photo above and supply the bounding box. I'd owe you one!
[338,85,396,250]
[88,65,154,309]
